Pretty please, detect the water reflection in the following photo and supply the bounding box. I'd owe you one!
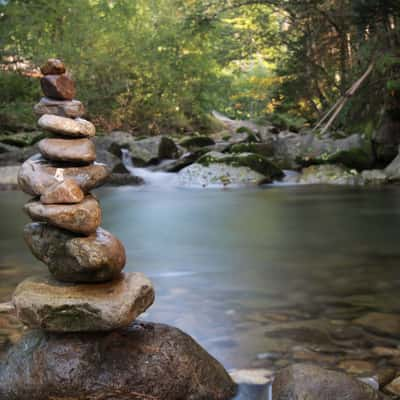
[1,185,400,386]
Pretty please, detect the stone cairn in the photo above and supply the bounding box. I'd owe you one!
[14,58,155,332]
[0,59,236,400]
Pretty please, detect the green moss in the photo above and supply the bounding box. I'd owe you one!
[198,152,283,179]
[0,131,48,147]
[230,143,274,157]
[179,135,215,149]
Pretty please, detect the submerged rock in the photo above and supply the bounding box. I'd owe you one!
[24,195,101,234]
[24,223,126,283]
[18,154,110,196]
[178,163,268,187]
[299,164,362,185]
[354,312,400,337]
[12,273,153,332]
[0,321,236,400]
[273,364,386,400]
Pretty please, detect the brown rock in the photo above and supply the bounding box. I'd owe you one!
[40,74,76,100]
[40,59,66,75]
[12,273,153,332]
[38,115,95,137]
[34,97,85,118]
[273,364,386,400]
[0,321,237,400]
[354,313,400,337]
[384,377,400,396]
[24,223,126,283]
[18,154,110,196]
[24,195,101,235]
[40,179,84,204]
[338,360,376,376]
[39,138,96,164]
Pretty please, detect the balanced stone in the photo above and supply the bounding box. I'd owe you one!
[12,273,154,332]
[18,154,110,196]
[40,59,66,75]
[39,138,96,164]
[38,115,95,137]
[24,196,101,235]
[34,97,85,118]
[40,74,76,100]
[0,321,236,400]
[41,179,84,204]
[24,223,126,282]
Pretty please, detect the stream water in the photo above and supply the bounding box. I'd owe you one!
[1,182,400,398]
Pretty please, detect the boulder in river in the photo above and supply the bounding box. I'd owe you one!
[18,154,110,196]
[273,364,387,400]
[24,223,126,283]
[0,321,236,400]
[24,195,101,234]
[130,135,179,166]
[0,166,20,190]
[12,273,153,332]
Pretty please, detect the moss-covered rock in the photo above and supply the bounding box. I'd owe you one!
[230,142,274,157]
[0,131,48,148]
[179,135,215,150]
[198,151,283,180]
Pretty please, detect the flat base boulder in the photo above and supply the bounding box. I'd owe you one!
[0,321,236,400]
[12,273,154,332]
[273,364,386,400]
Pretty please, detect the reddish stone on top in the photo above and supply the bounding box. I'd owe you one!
[40,74,76,101]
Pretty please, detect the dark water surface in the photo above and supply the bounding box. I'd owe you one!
[1,185,400,391]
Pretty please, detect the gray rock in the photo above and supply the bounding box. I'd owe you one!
[0,321,236,400]
[24,223,126,283]
[34,97,85,118]
[130,135,179,166]
[273,364,386,400]
[299,164,362,185]
[105,173,144,186]
[361,169,388,185]
[18,154,110,196]
[273,133,373,170]
[0,166,20,190]
[95,149,129,173]
[0,145,38,166]
[384,148,400,181]
[12,272,154,332]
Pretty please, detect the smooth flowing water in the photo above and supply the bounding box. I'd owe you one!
[1,184,400,397]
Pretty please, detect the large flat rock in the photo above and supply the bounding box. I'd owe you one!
[0,321,236,400]
[12,273,154,332]
[24,223,126,282]
[39,137,96,164]
[34,97,85,118]
[24,195,101,234]
[18,154,110,196]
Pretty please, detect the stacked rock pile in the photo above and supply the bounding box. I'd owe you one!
[14,59,155,332]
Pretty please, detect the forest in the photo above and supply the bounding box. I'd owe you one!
[1,0,399,140]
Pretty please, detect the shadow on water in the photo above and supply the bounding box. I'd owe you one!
[2,183,400,398]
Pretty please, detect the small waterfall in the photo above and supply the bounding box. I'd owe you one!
[121,149,178,188]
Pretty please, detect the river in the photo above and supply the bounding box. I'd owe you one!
[1,184,400,397]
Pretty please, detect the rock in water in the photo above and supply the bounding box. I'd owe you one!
[40,74,76,100]
[39,137,96,164]
[24,195,101,234]
[18,154,110,196]
[34,97,85,118]
[40,59,66,75]
[273,364,386,400]
[0,321,236,400]
[40,178,84,204]
[38,114,95,137]
[12,273,153,332]
[24,223,125,282]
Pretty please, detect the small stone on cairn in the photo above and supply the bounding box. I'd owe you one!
[15,59,155,330]
[0,59,236,400]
